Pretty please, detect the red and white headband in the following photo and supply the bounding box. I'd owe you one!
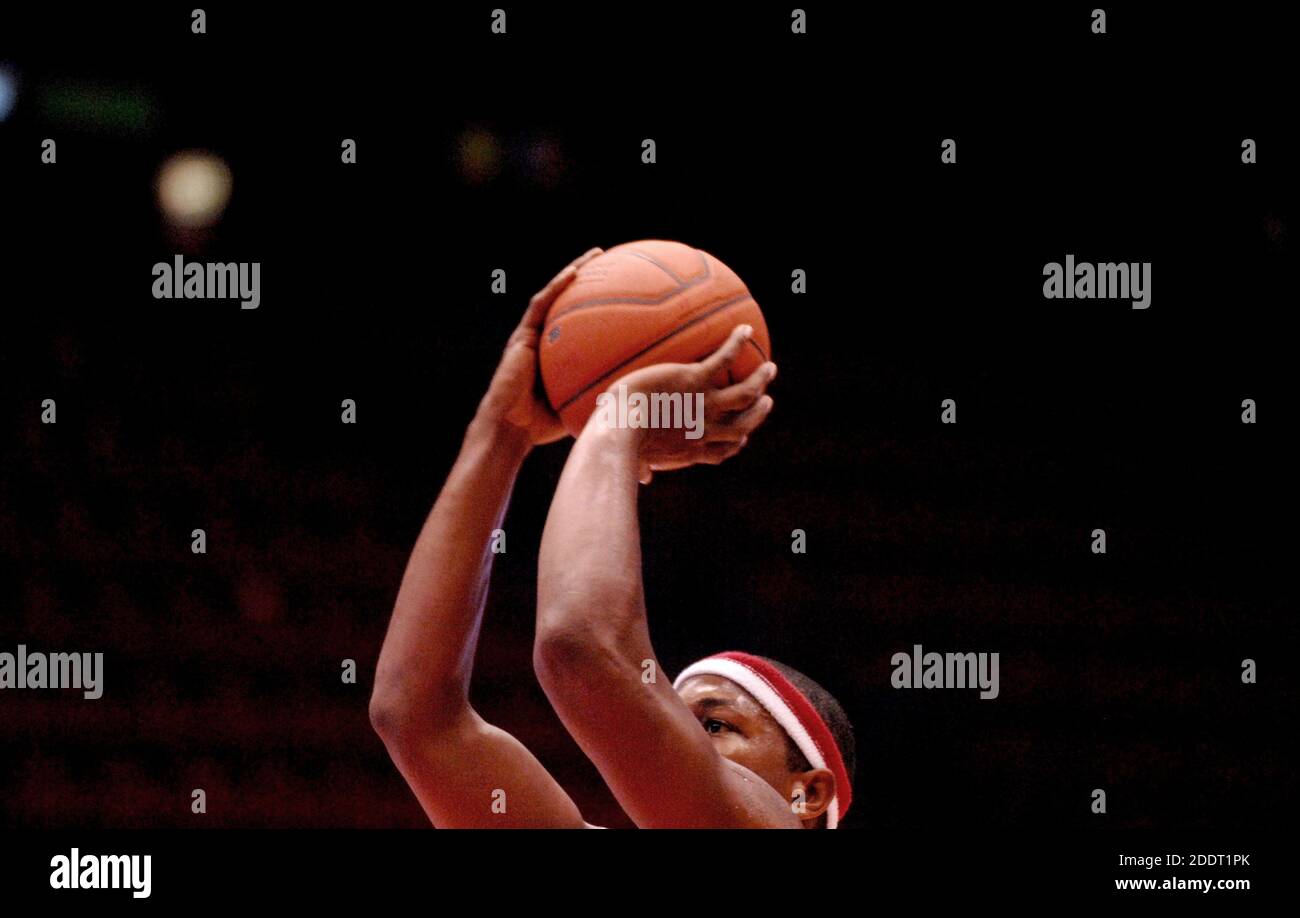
[673,651,853,828]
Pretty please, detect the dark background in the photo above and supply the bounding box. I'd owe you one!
[0,4,1293,832]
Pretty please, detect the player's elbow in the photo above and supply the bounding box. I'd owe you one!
[368,691,405,743]
[533,619,629,696]
[368,688,417,749]
[368,680,466,749]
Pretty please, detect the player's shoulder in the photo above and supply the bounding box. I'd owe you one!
[582,822,608,829]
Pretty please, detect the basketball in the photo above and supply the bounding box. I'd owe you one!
[539,240,771,437]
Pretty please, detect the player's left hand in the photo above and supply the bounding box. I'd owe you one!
[477,246,604,446]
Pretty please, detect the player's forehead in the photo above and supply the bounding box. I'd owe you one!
[676,674,766,716]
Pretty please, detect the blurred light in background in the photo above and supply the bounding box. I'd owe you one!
[0,64,17,122]
[456,125,501,185]
[155,151,233,228]
[518,133,567,189]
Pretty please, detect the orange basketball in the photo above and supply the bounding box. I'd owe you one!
[539,240,771,437]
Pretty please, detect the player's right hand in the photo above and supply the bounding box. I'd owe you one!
[602,324,777,483]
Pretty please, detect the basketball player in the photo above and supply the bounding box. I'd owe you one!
[370,248,854,828]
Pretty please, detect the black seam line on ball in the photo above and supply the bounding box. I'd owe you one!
[627,248,708,287]
[555,293,757,413]
[545,250,712,324]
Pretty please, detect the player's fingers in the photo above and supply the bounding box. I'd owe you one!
[517,264,577,334]
[567,246,604,273]
[709,395,773,442]
[695,324,753,380]
[710,361,776,413]
[650,455,692,471]
[517,247,602,333]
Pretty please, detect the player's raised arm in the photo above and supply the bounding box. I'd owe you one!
[370,248,603,828]
[533,326,788,827]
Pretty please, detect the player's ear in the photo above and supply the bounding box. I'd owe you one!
[791,767,837,823]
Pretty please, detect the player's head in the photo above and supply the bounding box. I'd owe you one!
[673,651,855,828]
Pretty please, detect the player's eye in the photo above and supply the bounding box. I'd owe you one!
[702,718,731,735]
